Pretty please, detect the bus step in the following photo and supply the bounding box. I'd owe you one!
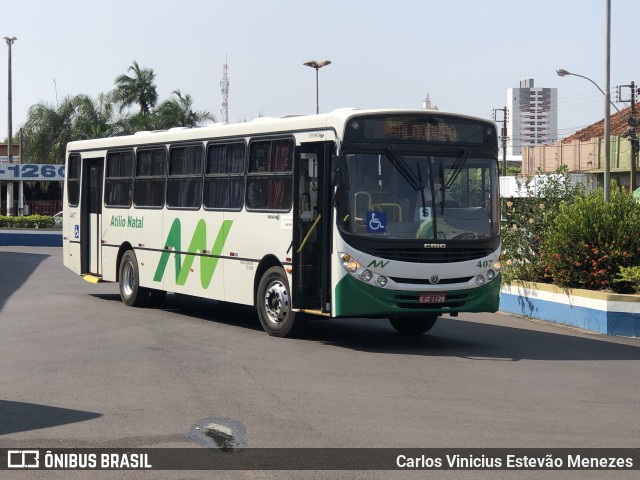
[297,309,330,317]
[82,274,102,284]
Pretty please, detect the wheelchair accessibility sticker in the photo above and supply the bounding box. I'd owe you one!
[366,211,387,233]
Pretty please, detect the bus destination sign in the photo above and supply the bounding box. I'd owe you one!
[344,115,496,146]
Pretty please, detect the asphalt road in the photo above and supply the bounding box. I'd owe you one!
[1,246,639,480]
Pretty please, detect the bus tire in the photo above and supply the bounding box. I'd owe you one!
[119,250,149,307]
[389,315,438,334]
[256,266,304,337]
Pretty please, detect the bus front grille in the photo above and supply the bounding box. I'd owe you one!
[368,247,494,264]
[389,276,474,285]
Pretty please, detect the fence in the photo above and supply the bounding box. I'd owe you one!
[1,200,62,216]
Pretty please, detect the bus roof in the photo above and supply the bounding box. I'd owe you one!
[66,108,495,151]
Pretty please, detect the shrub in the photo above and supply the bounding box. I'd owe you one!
[500,167,584,283]
[0,215,55,229]
[615,266,640,294]
[541,186,640,293]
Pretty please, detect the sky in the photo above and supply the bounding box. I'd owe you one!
[0,0,637,147]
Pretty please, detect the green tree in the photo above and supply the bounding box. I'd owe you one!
[541,186,640,292]
[21,94,119,163]
[154,90,215,129]
[20,62,214,160]
[500,167,584,283]
[113,111,156,135]
[21,96,77,164]
[70,93,119,139]
[111,61,158,115]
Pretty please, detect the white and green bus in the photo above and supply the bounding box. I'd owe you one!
[63,108,502,337]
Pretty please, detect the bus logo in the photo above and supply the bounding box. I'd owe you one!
[153,218,233,288]
[367,260,390,269]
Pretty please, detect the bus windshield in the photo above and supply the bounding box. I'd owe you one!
[337,152,499,241]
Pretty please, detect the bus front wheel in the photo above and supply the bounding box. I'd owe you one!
[389,315,438,334]
[119,250,149,307]
[256,267,304,337]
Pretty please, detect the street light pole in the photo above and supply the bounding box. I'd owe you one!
[556,64,616,201]
[556,69,619,113]
[604,0,611,202]
[303,60,331,114]
[4,36,17,216]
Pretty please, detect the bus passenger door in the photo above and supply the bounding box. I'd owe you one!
[292,143,332,312]
[80,157,104,276]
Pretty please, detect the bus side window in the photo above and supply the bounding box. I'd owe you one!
[247,139,293,211]
[204,142,245,210]
[167,144,203,209]
[247,180,267,209]
[105,150,134,208]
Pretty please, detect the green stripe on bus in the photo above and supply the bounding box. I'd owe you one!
[153,218,233,288]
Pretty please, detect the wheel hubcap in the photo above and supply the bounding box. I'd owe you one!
[122,260,135,297]
[263,280,290,325]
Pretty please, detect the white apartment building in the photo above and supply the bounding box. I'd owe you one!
[507,78,558,157]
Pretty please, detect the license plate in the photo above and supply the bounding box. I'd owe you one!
[419,292,446,304]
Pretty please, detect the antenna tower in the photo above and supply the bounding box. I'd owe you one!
[220,57,230,123]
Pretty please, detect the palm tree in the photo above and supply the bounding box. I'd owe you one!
[20,63,215,162]
[154,90,215,129]
[21,94,119,164]
[111,61,158,115]
[71,93,119,139]
[21,96,77,164]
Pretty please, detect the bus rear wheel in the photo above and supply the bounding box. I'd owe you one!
[119,250,149,307]
[389,315,438,334]
[256,267,304,337]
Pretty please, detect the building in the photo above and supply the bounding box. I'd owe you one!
[0,143,20,163]
[521,104,638,192]
[420,94,438,110]
[507,78,558,157]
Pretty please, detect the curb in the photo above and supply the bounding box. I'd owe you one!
[0,229,63,247]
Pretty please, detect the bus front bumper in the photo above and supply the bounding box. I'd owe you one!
[334,273,501,318]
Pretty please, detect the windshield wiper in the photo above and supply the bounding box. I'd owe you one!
[443,148,471,192]
[439,148,471,214]
[384,147,422,190]
[384,147,429,217]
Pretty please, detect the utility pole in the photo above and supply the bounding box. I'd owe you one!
[220,56,229,124]
[617,81,639,192]
[4,36,17,216]
[604,0,611,201]
[493,107,508,176]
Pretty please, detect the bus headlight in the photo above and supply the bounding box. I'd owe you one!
[345,260,359,273]
[492,260,502,272]
[360,269,373,282]
[476,274,486,286]
[340,252,361,273]
[487,269,495,281]
[340,252,390,287]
